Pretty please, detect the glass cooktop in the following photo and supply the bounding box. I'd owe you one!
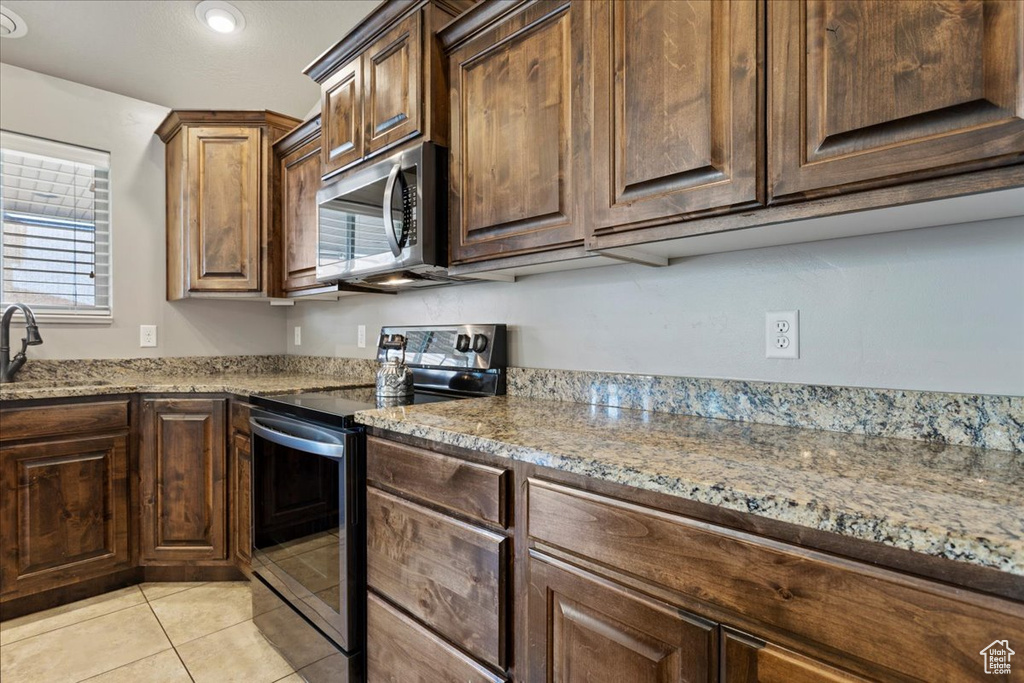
[251,386,462,427]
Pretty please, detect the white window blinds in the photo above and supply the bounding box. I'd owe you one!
[0,131,112,320]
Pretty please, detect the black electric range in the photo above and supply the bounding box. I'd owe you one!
[250,385,463,428]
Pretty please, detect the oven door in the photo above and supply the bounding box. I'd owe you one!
[316,142,441,282]
[249,411,364,653]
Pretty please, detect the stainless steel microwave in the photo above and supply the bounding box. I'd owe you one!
[316,142,446,285]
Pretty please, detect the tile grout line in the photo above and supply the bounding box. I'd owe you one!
[141,595,196,683]
[0,587,148,647]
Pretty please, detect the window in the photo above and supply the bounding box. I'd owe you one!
[0,131,112,321]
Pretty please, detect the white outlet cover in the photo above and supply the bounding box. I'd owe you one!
[357,325,366,348]
[766,311,799,359]
[293,326,301,346]
[139,324,157,348]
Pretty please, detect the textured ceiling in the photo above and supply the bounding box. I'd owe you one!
[0,0,380,118]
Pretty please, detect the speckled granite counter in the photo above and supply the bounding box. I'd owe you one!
[356,396,1024,576]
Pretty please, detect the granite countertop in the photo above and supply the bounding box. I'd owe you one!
[0,372,371,401]
[355,396,1024,576]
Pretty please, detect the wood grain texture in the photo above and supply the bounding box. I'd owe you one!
[0,434,129,599]
[139,398,228,564]
[186,127,262,292]
[0,401,128,443]
[367,486,508,669]
[527,478,1024,682]
[770,0,1024,199]
[587,0,763,237]
[448,0,584,264]
[722,629,868,683]
[322,60,365,178]
[367,591,506,682]
[278,134,322,292]
[528,552,717,683]
[364,11,423,153]
[230,431,252,569]
[367,436,508,527]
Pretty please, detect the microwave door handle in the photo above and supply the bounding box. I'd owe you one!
[382,162,404,257]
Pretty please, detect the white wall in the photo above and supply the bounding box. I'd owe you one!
[286,217,1024,396]
[0,64,286,359]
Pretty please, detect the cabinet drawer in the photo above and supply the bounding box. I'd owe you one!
[230,399,252,435]
[367,487,508,669]
[0,400,129,443]
[368,592,506,683]
[527,478,1024,682]
[367,436,507,526]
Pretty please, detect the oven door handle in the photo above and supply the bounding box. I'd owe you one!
[249,416,354,460]
[382,161,406,257]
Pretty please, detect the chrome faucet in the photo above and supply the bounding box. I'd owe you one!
[1,304,44,383]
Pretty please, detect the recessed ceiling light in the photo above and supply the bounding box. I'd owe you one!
[195,1,245,35]
[0,5,28,39]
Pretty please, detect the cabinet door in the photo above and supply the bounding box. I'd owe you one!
[771,0,1024,200]
[528,553,716,682]
[364,11,423,154]
[0,434,130,598]
[722,629,867,682]
[321,60,364,177]
[280,135,322,292]
[231,431,252,568]
[588,0,761,237]
[140,398,228,564]
[187,127,262,292]
[449,1,583,264]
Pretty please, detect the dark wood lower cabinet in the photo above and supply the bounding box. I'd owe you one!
[721,629,867,683]
[528,552,717,682]
[0,433,130,599]
[139,397,229,565]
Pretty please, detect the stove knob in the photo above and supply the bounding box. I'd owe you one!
[471,334,488,353]
[456,334,471,353]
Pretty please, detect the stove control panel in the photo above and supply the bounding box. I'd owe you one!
[377,324,507,371]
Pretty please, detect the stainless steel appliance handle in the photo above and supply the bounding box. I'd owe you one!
[249,416,351,460]
[382,162,405,257]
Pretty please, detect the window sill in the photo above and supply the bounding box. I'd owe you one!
[30,313,114,326]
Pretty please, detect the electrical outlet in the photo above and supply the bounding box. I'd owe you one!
[766,311,798,359]
[140,325,157,348]
[294,326,302,346]
[357,325,366,348]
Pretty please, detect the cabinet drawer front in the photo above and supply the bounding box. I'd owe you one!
[367,487,507,669]
[0,434,130,597]
[0,400,129,443]
[527,479,1024,681]
[230,399,252,435]
[368,592,506,683]
[367,436,507,526]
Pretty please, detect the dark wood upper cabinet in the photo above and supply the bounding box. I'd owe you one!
[770,0,1024,200]
[528,553,717,683]
[306,0,472,180]
[586,0,763,241]
[364,11,423,153]
[445,1,584,265]
[157,111,300,301]
[139,397,229,565]
[274,117,323,293]
[321,61,365,177]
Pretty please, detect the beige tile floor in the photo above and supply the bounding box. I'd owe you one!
[0,581,300,683]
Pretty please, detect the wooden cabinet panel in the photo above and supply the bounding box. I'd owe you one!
[322,60,364,177]
[367,436,507,526]
[528,553,716,683]
[231,432,252,568]
[722,629,867,683]
[279,134,322,292]
[0,400,128,443]
[367,591,506,683]
[588,0,761,236]
[367,487,507,669]
[364,11,423,153]
[140,398,228,564]
[0,434,129,598]
[449,1,583,264]
[527,478,1024,682]
[770,0,1024,199]
[186,127,262,292]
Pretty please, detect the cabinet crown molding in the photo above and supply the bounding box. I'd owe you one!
[156,110,302,143]
[273,115,322,155]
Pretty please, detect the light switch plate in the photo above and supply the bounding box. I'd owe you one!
[140,325,157,348]
[357,325,366,348]
[294,326,302,346]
